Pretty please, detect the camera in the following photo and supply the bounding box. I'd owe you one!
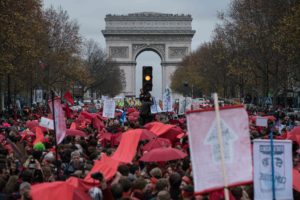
[91,172,103,181]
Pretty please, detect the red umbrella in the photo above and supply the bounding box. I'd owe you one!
[142,138,171,152]
[66,129,87,137]
[127,107,137,114]
[140,147,187,162]
[144,121,163,130]
[293,168,300,192]
[128,111,140,117]
[139,129,157,141]
[287,126,300,144]
[30,181,91,200]
[128,115,139,122]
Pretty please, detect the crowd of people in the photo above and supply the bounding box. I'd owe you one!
[0,98,299,200]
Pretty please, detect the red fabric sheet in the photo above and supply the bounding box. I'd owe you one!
[84,154,120,183]
[148,122,175,136]
[111,129,142,163]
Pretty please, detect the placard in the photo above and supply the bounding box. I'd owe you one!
[163,88,173,112]
[103,99,115,118]
[39,117,54,130]
[187,106,253,194]
[256,117,268,127]
[253,139,293,200]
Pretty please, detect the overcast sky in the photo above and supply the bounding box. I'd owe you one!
[43,0,231,49]
[42,0,232,98]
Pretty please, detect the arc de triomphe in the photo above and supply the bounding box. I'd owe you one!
[102,12,195,97]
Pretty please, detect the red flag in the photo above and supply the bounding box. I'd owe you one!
[70,122,76,130]
[63,91,74,106]
[186,105,252,194]
[64,103,72,119]
[33,127,44,145]
[111,129,142,163]
[48,98,66,145]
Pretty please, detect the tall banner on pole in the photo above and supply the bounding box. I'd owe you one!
[48,98,66,145]
[163,88,173,112]
[186,106,253,194]
[253,139,293,200]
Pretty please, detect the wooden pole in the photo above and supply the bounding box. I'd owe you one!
[51,91,60,179]
[213,93,230,200]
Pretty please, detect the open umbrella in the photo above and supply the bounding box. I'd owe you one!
[293,168,300,192]
[287,126,300,144]
[140,147,187,162]
[128,111,140,117]
[66,129,87,137]
[142,138,171,152]
[30,181,91,200]
[139,129,157,141]
[126,107,137,114]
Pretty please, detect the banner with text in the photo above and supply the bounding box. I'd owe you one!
[253,139,293,200]
[103,99,116,118]
[163,88,173,112]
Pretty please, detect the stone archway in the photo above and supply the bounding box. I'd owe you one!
[102,12,195,97]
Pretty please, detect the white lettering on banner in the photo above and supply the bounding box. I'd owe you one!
[204,119,237,164]
[253,139,293,200]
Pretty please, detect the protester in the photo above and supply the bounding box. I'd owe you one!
[0,97,299,200]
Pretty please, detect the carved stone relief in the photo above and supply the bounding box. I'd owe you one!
[106,35,192,42]
[168,47,188,58]
[109,46,129,58]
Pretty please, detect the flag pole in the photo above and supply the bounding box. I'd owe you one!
[213,93,230,200]
[270,130,276,200]
[51,90,60,180]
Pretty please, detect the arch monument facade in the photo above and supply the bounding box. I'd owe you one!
[102,12,195,97]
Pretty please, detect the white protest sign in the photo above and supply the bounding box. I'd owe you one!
[151,97,158,114]
[39,117,54,130]
[256,117,268,127]
[187,106,253,194]
[253,139,293,200]
[178,97,192,115]
[35,89,43,103]
[103,99,115,118]
[163,88,173,112]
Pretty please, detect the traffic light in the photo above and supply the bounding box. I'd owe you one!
[142,66,153,92]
